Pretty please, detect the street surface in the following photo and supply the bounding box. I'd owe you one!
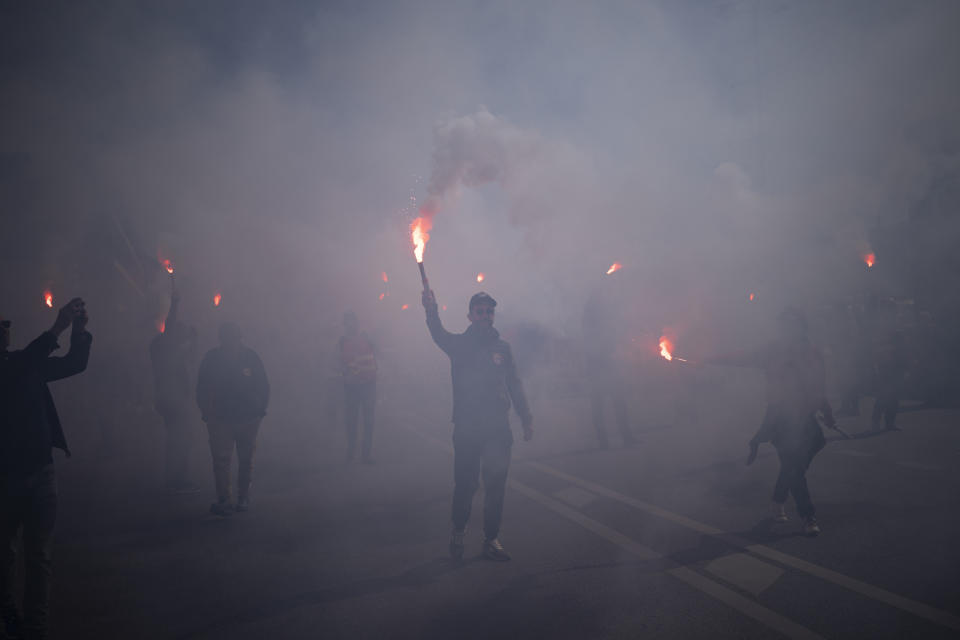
[41,366,960,639]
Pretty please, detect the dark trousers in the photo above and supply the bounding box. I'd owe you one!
[0,465,57,640]
[451,428,512,540]
[872,391,900,429]
[161,409,193,488]
[344,382,376,460]
[206,419,261,502]
[590,386,633,444]
[772,449,816,519]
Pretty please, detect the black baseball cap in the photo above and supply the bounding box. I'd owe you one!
[469,292,497,310]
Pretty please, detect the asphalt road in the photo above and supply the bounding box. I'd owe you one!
[38,373,960,639]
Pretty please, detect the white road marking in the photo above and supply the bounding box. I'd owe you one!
[552,486,598,508]
[529,461,960,632]
[406,427,823,639]
[705,553,785,597]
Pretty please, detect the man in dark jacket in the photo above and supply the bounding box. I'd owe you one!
[149,289,200,493]
[422,289,533,562]
[1,297,91,640]
[196,322,269,516]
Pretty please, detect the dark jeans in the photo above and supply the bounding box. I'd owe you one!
[344,382,376,460]
[590,386,633,444]
[772,449,817,519]
[160,408,193,487]
[451,427,512,540]
[206,419,261,502]
[0,465,57,640]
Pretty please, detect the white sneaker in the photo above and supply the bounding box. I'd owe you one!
[803,517,821,537]
[772,503,788,523]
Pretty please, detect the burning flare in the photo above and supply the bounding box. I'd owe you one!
[401,304,409,310]
[864,253,875,268]
[213,292,222,307]
[157,319,166,334]
[659,336,674,361]
[476,273,485,283]
[161,259,174,275]
[379,293,386,301]
[411,217,432,263]
[43,291,53,308]
[381,271,389,283]
[606,262,622,275]
[749,292,755,302]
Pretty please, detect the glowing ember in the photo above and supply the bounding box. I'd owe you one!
[606,262,622,275]
[749,293,755,301]
[864,253,875,268]
[476,273,485,283]
[157,319,166,334]
[379,293,386,301]
[213,292,222,307]
[381,271,389,283]
[43,291,53,308]
[401,304,409,310]
[659,336,674,361]
[161,259,174,275]
[410,217,432,263]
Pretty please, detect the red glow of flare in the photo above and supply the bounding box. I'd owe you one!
[379,293,386,301]
[442,305,447,311]
[476,272,485,283]
[157,319,166,334]
[213,292,222,307]
[161,259,174,275]
[864,253,875,268]
[43,291,53,308]
[411,217,432,263]
[749,292,755,301]
[659,336,674,361]
[606,262,622,275]
[401,304,409,310]
[381,271,389,283]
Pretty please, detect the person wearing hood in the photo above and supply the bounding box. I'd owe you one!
[422,290,533,561]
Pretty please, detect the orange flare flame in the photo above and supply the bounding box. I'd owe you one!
[161,259,174,275]
[213,292,222,307]
[379,293,386,301]
[157,319,166,334]
[606,262,622,275]
[749,292,755,301]
[401,304,409,310]
[381,271,388,283]
[476,272,485,283]
[659,336,674,361]
[43,291,53,308]
[864,253,875,268]
[411,217,431,263]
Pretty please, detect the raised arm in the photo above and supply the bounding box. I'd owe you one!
[422,289,457,355]
[41,297,91,382]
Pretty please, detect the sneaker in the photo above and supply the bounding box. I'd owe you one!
[803,517,821,537]
[209,500,234,517]
[772,503,788,523]
[449,528,466,560]
[482,537,512,562]
[235,496,250,512]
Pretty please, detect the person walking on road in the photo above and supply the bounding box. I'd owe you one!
[196,322,269,516]
[149,289,201,494]
[422,289,533,561]
[709,307,840,537]
[338,311,378,463]
[1,297,92,640]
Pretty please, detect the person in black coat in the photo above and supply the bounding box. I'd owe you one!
[196,322,269,516]
[422,289,533,562]
[1,297,91,640]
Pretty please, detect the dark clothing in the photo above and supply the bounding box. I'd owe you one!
[872,332,908,429]
[338,333,377,385]
[773,449,816,518]
[0,465,57,640]
[1,331,92,477]
[344,381,375,461]
[207,419,261,502]
[196,346,269,424]
[426,302,531,538]
[425,305,532,429]
[161,409,193,488]
[452,428,512,540]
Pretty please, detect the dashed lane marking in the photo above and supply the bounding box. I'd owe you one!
[705,553,785,597]
[528,460,960,632]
